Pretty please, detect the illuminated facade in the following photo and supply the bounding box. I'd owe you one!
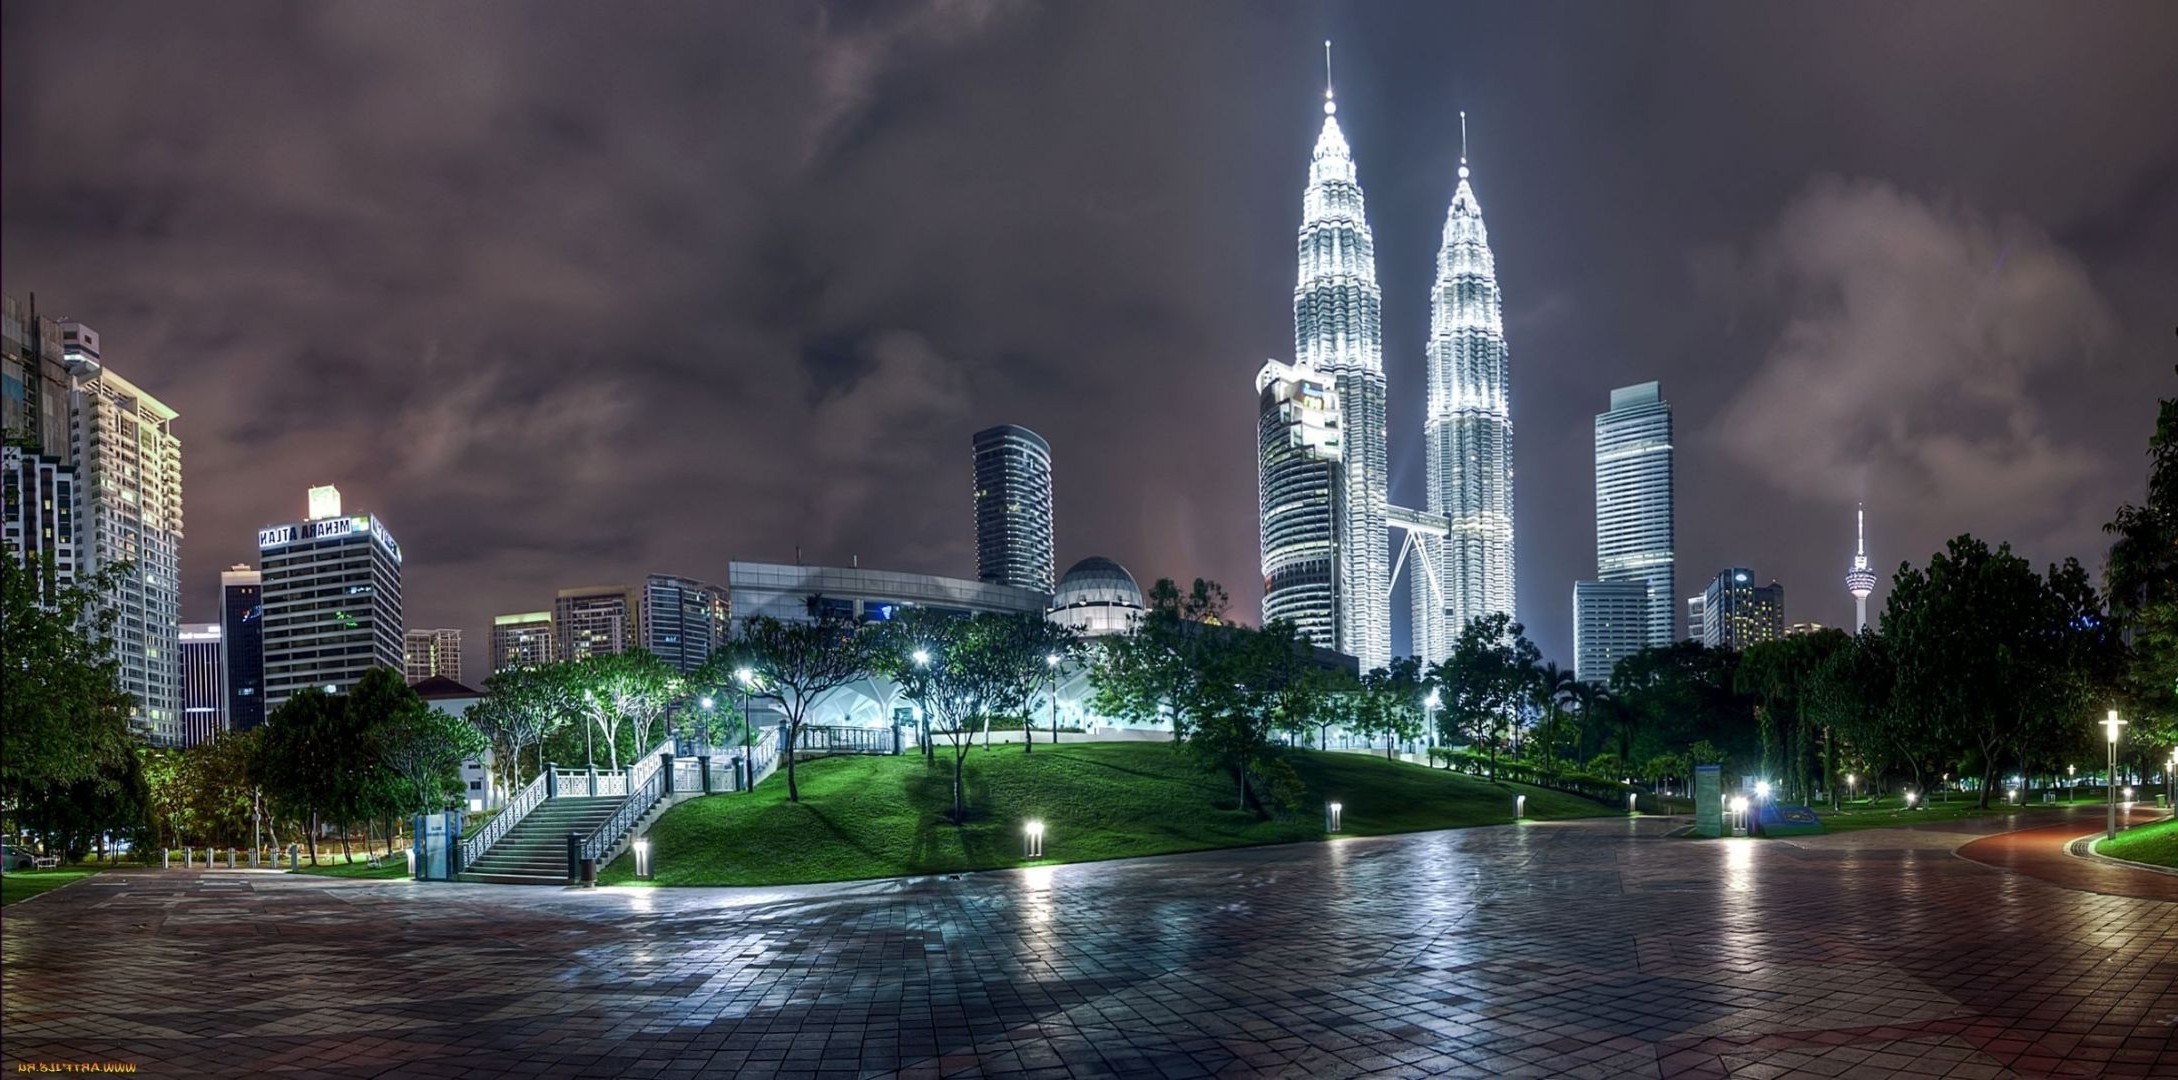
[259,485,403,707]
[642,573,730,673]
[1417,117,1515,667]
[179,622,223,746]
[1573,579,1649,684]
[3,295,77,602]
[403,627,463,683]
[2,446,76,599]
[1592,382,1674,648]
[490,611,553,672]
[1290,62,1390,670]
[1845,504,1876,632]
[1048,556,1146,637]
[1700,568,1785,650]
[554,584,640,661]
[1256,358,1341,646]
[67,321,185,745]
[972,424,1055,594]
[222,565,264,731]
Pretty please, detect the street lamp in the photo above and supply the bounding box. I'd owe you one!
[1846,773,1857,803]
[734,668,757,750]
[2102,710,2128,841]
[2167,747,2177,816]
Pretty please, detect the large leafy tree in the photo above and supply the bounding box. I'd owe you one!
[1426,613,1540,774]
[253,688,350,865]
[889,612,1059,823]
[2,553,140,810]
[2104,379,2178,749]
[566,650,680,771]
[468,665,574,786]
[1886,536,2123,808]
[1736,629,1850,803]
[1357,657,1426,761]
[1182,619,1318,817]
[736,614,874,802]
[1611,642,1753,769]
[1089,577,1230,744]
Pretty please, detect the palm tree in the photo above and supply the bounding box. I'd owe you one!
[1530,662,1579,775]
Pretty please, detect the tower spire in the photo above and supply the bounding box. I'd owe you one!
[1323,39,1335,114]
[1458,110,1470,179]
[1856,502,1866,558]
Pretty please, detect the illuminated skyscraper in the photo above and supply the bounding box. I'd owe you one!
[1415,112,1515,666]
[1845,504,1876,632]
[1592,382,1674,647]
[179,622,223,746]
[1700,568,1785,650]
[972,424,1055,594]
[403,627,463,683]
[1291,45,1390,670]
[221,564,264,731]
[1257,358,1341,646]
[642,573,731,673]
[259,485,403,708]
[554,584,639,660]
[490,611,554,672]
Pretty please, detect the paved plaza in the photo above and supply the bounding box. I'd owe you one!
[4,808,2174,1078]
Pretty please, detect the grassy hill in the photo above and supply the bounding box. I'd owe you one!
[599,741,1611,887]
[2096,819,2178,868]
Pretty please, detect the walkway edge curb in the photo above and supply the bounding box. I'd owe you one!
[2064,833,2178,878]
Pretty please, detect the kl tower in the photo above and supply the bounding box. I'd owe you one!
[1845,504,1877,632]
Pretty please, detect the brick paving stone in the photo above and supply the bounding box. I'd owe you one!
[4,806,2174,1077]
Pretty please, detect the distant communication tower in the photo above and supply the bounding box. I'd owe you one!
[1845,504,1877,632]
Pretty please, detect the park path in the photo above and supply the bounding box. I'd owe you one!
[4,810,2174,1077]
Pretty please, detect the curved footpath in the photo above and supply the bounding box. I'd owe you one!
[1956,805,2178,902]
[4,811,2174,1077]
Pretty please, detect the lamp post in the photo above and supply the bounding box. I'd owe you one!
[1846,773,1856,804]
[1424,690,1441,759]
[2101,710,2127,841]
[581,689,596,768]
[2167,747,2176,816]
[1046,652,1061,748]
[912,649,933,762]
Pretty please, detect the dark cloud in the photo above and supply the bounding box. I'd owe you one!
[4,0,2173,668]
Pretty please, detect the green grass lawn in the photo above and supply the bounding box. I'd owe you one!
[2096,819,2178,868]
[600,742,1610,887]
[1810,794,2135,835]
[1,867,98,906]
[293,855,413,879]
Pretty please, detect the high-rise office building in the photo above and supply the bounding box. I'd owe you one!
[258,485,403,708]
[2,294,73,462]
[1700,568,1785,650]
[2,445,76,600]
[1573,580,1650,684]
[971,425,1055,594]
[1591,382,1674,646]
[221,565,265,731]
[403,627,462,683]
[66,320,185,745]
[1416,113,1515,668]
[1257,358,1342,647]
[1684,594,1706,644]
[179,622,223,746]
[641,574,731,673]
[1845,504,1877,633]
[554,585,639,661]
[1291,53,1390,671]
[491,611,553,672]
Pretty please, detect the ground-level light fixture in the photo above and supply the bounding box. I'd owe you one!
[1023,820,1045,859]
[1514,794,1526,820]
[634,837,652,879]
[1628,792,1639,813]
[1905,790,1919,809]
[1325,801,1343,833]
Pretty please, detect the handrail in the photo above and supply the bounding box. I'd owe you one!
[627,736,675,790]
[580,766,664,864]
[460,766,548,871]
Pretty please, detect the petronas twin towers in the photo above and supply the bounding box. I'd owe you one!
[1258,49,1514,672]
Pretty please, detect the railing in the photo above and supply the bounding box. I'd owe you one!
[628,737,674,791]
[749,727,782,788]
[673,759,702,793]
[579,765,665,867]
[706,760,742,793]
[460,766,548,872]
[797,724,897,757]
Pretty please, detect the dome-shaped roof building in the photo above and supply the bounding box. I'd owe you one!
[1049,556,1145,636]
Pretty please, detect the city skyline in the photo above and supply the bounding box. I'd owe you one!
[3,4,2170,669]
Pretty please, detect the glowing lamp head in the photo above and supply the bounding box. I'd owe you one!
[912,649,930,667]
[1729,796,1748,814]
[1024,820,1044,839]
[2102,710,2126,744]
[699,696,715,710]
[735,667,754,686]
[1424,690,1440,708]
[1905,791,1919,806]
[1755,781,1772,799]
[1328,801,1342,813]
[1046,653,1059,667]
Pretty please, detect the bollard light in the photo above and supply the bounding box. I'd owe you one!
[1628,792,1639,813]
[1326,801,1343,833]
[1905,790,1919,809]
[406,847,417,878]
[1514,794,1526,820]
[1023,820,1045,859]
[2123,786,2134,801]
[2008,788,2018,804]
[634,837,652,880]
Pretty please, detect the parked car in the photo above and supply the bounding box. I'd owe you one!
[2,844,36,871]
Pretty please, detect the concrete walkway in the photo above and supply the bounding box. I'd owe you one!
[4,809,2173,1077]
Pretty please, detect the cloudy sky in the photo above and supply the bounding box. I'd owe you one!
[5,0,2172,667]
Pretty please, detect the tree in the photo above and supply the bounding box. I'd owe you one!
[468,665,574,786]
[1528,661,1580,774]
[253,688,348,865]
[888,612,1053,823]
[2,553,140,815]
[736,614,873,803]
[1737,630,1850,804]
[1089,578,1229,744]
[1426,613,1540,774]
[566,651,680,771]
[2105,378,2178,750]
[1182,620,1317,817]
[1886,536,2123,808]
[374,698,488,819]
[1610,642,1753,769]
[1357,658,1426,762]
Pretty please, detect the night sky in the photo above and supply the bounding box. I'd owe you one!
[5,1,2173,670]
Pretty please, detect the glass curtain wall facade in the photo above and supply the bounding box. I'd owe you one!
[1417,140,1515,667]
[641,574,731,673]
[971,425,1055,595]
[1257,359,1342,647]
[1573,579,1649,684]
[1293,78,1390,671]
[491,611,553,672]
[179,622,223,746]
[221,565,264,731]
[1593,382,1674,648]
